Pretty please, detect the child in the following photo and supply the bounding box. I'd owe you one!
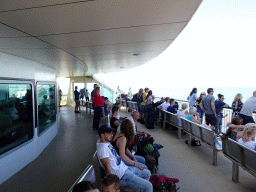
[224,116,244,141]
[238,123,256,150]
[101,174,120,192]
[218,108,228,134]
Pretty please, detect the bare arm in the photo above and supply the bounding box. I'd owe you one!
[211,102,216,116]
[125,148,136,161]
[100,157,111,176]
[200,103,204,111]
[229,124,245,129]
[192,113,201,124]
[117,137,144,170]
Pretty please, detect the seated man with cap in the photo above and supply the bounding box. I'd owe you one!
[96,125,153,192]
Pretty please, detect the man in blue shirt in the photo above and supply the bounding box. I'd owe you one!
[167,99,177,114]
[74,86,80,113]
[215,94,229,134]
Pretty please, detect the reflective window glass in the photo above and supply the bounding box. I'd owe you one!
[0,84,33,155]
[37,84,56,134]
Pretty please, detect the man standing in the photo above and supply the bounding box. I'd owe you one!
[79,87,85,105]
[239,91,256,125]
[140,88,149,123]
[74,86,80,113]
[200,88,217,132]
[91,84,98,101]
[97,125,152,192]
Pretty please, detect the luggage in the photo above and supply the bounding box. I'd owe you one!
[145,155,156,173]
[150,174,180,192]
[146,111,155,129]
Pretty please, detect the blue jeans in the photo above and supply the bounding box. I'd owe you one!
[123,155,147,168]
[120,166,153,192]
[134,155,145,164]
[197,107,204,119]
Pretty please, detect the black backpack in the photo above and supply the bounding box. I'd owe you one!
[138,94,144,103]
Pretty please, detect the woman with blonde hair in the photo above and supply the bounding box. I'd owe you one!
[232,93,243,118]
[111,119,146,169]
[238,123,256,150]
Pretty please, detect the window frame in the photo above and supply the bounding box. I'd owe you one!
[36,81,57,136]
[0,80,35,155]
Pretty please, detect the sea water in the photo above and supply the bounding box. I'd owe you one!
[129,86,256,106]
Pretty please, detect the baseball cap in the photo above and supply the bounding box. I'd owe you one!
[98,125,116,135]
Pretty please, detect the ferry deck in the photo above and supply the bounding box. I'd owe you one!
[0,106,255,192]
[0,0,255,191]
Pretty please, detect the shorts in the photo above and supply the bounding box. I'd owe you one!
[75,100,80,105]
[205,114,217,127]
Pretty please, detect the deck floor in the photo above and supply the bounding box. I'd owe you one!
[0,106,255,192]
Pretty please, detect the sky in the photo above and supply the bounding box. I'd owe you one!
[94,0,256,93]
[58,0,256,105]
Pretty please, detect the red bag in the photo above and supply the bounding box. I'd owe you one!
[150,174,179,192]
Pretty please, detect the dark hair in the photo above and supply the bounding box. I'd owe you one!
[207,88,214,94]
[218,94,224,99]
[146,90,152,99]
[190,88,197,96]
[72,181,98,192]
[120,119,135,145]
[169,98,175,104]
[75,86,78,89]
[102,174,120,190]
[112,106,119,115]
[223,116,243,140]
[144,87,149,92]
[165,97,170,102]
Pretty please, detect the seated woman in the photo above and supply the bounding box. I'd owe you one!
[110,106,121,131]
[185,107,201,124]
[224,116,244,141]
[238,123,256,150]
[111,119,146,169]
[177,103,188,127]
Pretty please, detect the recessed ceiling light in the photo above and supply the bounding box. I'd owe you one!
[133,53,140,56]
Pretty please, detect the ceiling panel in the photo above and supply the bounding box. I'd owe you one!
[0,0,203,77]
[62,39,173,56]
[38,23,185,49]
[0,37,53,49]
[0,23,29,37]
[0,0,92,12]
[0,0,201,36]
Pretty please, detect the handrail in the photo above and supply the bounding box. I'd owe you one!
[222,138,256,182]
[67,165,96,192]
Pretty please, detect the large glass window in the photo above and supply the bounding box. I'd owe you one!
[0,83,33,155]
[37,84,56,134]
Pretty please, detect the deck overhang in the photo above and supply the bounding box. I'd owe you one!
[0,0,203,77]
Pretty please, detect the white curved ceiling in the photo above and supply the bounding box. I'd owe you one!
[0,0,202,77]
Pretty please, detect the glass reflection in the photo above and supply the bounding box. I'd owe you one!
[38,84,56,134]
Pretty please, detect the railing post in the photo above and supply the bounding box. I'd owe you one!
[178,127,181,139]
[163,111,166,129]
[213,148,218,166]
[232,162,239,183]
[188,134,192,146]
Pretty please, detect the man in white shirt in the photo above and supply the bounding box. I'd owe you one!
[239,91,256,125]
[158,97,170,111]
[117,111,140,135]
[97,125,152,192]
